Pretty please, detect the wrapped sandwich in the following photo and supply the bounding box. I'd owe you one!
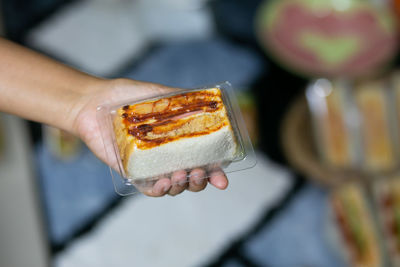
[354,80,396,172]
[329,183,383,267]
[112,87,240,181]
[306,78,399,174]
[97,82,255,195]
[373,177,400,265]
[306,79,355,168]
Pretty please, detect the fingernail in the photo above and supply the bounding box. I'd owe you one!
[194,178,203,185]
[152,183,166,195]
[178,179,187,186]
[163,185,170,193]
[152,185,162,195]
[217,180,228,189]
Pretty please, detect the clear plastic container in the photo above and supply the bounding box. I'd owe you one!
[97,81,256,195]
[306,79,360,170]
[353,78,399,173]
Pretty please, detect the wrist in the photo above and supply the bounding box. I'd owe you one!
[66,77,118,138]
[61,76,104,133]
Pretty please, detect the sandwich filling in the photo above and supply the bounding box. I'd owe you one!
[117,88,230,149]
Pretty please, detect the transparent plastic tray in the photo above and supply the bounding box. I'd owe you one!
[97,81,256,195]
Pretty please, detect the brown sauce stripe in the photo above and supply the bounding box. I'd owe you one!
[133,122,227,149]
[123,100,220,124]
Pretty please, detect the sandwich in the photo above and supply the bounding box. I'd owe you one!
[113,88,239,180]
[307,78,398,173]
[354,81,395,172]
[374,177,400,265]
[307,81,354,168]
[330,183,382,267]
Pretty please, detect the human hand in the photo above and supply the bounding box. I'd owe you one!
[0,38,228,196]
[70,78,228,197]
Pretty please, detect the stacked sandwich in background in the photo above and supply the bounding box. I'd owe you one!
[307,77,400,174]
[306,73,400,266]
[329,183,384,267]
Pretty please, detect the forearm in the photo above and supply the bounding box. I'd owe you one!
[0,38,103,132]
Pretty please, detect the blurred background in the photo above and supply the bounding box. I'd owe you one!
[3,0,400,266]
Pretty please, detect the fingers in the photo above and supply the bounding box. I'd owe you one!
[142,177,171,197]
[141,168,228,197]
[168,170,188,196]
[208,169,229,190]
[187,168,207,192]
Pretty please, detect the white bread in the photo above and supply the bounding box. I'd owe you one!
[113,88,238,180]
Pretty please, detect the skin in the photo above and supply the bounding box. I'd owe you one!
[0,38,228,197]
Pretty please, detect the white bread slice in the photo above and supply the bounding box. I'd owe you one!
[113,88,238,180]
[124,124,236,179]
